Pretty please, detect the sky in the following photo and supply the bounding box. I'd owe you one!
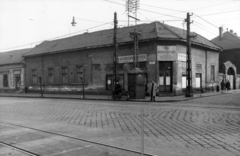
[0,0,240,52]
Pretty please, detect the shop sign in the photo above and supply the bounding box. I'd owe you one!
[118,54,147,63]
[157,46,177,61]
[178,53,186,61]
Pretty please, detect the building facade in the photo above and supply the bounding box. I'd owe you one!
[23,22,221,95]
[0,49,31,92]
[211,28,240,89]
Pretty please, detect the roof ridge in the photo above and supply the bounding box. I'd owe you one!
[157,22,184,39]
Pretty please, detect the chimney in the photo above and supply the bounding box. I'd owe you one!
[219,27,223,40]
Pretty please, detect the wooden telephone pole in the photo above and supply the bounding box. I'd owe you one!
[185,12,193,97]
[113,12,118,89]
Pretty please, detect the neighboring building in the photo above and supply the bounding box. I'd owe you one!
[0,48,31,92]
[23,22,221,95]
[211,28,240,89]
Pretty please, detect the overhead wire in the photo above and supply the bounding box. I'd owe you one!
[0,22,112,52]
[197,9,240,17]
[193,13,219,28]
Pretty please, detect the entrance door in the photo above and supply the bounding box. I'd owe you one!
[159,62,172,92]
[15,74,21,90]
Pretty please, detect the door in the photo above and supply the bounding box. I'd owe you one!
[159,62,172,92]
[15,74,21,90]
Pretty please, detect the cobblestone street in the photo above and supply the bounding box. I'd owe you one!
[0,97,240,156]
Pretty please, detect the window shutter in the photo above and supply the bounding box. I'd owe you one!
[43,68,48,85]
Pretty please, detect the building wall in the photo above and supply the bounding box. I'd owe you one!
[219,49,240,74]
[0,64,25,92]
[24,41,219,94]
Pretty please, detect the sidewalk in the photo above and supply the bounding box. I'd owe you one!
[0,90,237,102]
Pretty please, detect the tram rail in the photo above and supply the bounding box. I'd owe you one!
[0,121,157,156]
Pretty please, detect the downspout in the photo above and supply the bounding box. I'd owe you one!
[205,50,207,91]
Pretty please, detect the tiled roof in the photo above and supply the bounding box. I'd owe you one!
[0,48,31,65]
[211,31,240,50]
[24,22,221,57]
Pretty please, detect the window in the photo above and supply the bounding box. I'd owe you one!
[3,74,8,87]
[76,66,83,83]
[62,67,68,84]
[106,64,114,71]
[48,68,54,84]
[106,74,124,90]
[139,62,147,70]
[195,73,201,88]
[93,64,101,71]
[32,70,37,84]
[182,73,187,89]
[210,65,215,81]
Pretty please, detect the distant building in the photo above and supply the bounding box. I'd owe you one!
[0,48,31,92]
[211,27,240,89]
[23,22,221,95]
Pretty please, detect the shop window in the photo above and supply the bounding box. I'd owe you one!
[48,68,54,84]
[3,74,8,87]
[93,64,101,71]
[195,73,201,88]
[76,66,83,83]
[210,65,215,81]
[62,67,68,84]
[32,70,37,84]
[106,74,124,90]
[182,73,187,89]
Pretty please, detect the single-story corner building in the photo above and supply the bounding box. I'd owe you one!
[23,21,222,95]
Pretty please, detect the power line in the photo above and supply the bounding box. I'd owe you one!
[197,9,240,17]
[0,22,112,52]
[103,0,184,19]
[75,17,106,24]
[149,1,234,20]
[193,13,219,28]
[193,20,217,33]
[189,1,233,12]
[192,23,218,36]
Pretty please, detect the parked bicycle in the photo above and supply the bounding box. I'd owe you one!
[112,89,130,100]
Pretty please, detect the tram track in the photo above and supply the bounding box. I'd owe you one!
[0,121,157,156]
[0,141,40,156]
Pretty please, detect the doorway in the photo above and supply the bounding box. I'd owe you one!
[15,74,21,90]
[159,62,172,92]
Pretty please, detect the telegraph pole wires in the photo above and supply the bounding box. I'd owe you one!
[185,12,194,97]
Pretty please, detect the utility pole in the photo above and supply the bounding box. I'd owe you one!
[185,12,193,97]
[130,29,141,68]
[113,12,118,90]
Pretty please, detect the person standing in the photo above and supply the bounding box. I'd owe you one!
[220,80,225,93]
[226,80,231,91]
[150,80,157,102]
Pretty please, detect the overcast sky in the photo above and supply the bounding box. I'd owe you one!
[0,0,239,52]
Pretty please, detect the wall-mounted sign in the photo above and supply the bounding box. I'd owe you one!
[118,54,147,63]
[149,61,155,65]
[157,46,177,61]
[178,53,186,61]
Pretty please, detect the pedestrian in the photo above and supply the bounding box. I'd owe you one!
[226,80,231,91]
[150,80,157,102]
[220,80,225,93]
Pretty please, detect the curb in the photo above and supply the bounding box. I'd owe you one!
[0,92,229,103]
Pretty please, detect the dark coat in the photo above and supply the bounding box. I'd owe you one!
[220,81,225,90]
[226,81,231,90]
